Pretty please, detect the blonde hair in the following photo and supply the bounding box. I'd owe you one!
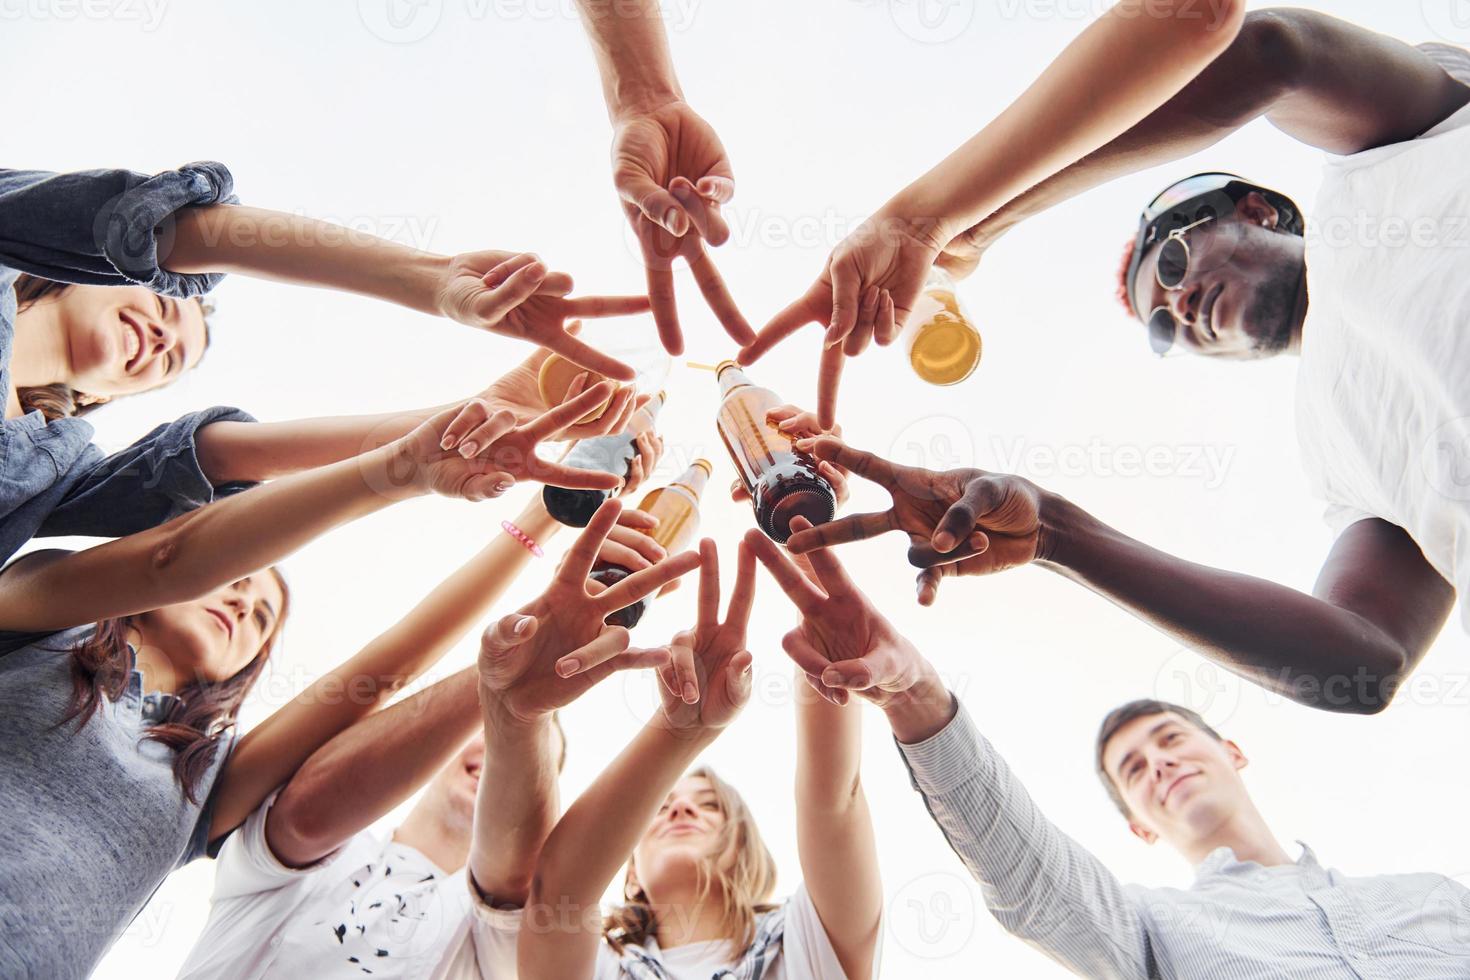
[604,766,779,954]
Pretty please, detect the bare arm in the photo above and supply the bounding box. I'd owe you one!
[469,693,560,909]
[251,497,567,858]
[265,667,480,867]
[948,9,1470,261]
[194,412,439,485]
[1041,499,1455,713]
[574,0,681,118]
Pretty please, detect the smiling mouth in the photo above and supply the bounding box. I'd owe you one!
[1161,772,1199,807]
[1199,284,1224,342]
[120,313,146,374]
[206,608,234,640]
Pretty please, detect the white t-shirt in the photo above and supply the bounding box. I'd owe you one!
[464,882,876,980]
[1296,42,1470,627]
[176,792,509,980]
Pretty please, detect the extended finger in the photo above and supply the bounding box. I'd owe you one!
[817,460,849,507]
[737,283,826,364]
[807,436,904,491]
[560,294,653,319]
[787,516,859,596]
[916,566,946,607]
[724,534,758,630]
[595,540,656,573]
[815,341,846,431]
[598,548,701,610]
[695,538,720,631]
[645,265,683,356]
[528,382,617,440]
[538,329,636,382]
[784,510,897,554]
[686,243,755,347]
[562,498,624,583]
[526,456,623,491]
[743,528,825,615]
[615,506,660,532]
[555,625,632,678]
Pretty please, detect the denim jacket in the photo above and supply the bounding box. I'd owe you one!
[0,164,256,567]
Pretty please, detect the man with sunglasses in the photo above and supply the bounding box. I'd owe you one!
[786,12,1470,714]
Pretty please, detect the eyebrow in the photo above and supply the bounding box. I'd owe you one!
[1113,720,1177,778]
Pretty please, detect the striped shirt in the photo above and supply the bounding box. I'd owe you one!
[898,703,1470,979]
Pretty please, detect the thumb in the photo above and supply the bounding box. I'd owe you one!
[619,172,689,237]
[820,658,874,690]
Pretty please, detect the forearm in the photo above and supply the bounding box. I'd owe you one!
[265,668,481,867]
[893,0,1246,242]
[163,204,447,315]
[523,721,713,974]
[469,694,560,907]
[0,445,409,632]
[197,411,447,485]
[1039,493,1407,712]
[574,0,681,118]
[212,495,563,840]
[794,670,881,980]
[897,702,1151,977]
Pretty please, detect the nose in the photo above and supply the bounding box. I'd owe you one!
[146,317,178,362]
[665,798,698,821]
[221,592,247,620]
[1166,283,1202,328]
[1151,752,1179,786]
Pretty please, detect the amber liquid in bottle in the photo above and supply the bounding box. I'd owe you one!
[714,361,835,543]
[543,393,665,528]
[589,459,712,628]
[902,267,982,386]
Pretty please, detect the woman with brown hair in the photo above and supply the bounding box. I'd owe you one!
[0,162,649,568]
[513,535,883,980]
[0,382,652,980]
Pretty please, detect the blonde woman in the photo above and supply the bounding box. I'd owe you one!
[511,536,882,979]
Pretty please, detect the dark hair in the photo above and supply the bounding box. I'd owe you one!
[52,569,290,804]
[1094,699,1223,817]
[12,275,214,422]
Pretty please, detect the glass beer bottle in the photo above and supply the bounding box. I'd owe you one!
[588,459,712,628]
[542,392,666,527]
[901,266,982,386]
[715,361,835,543]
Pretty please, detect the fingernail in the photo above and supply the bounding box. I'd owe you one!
[933,531,956,552]
[682,682,697,703]
[822,669,841,686]
[526,262,547,279]
[557,659,579,677]
[494,480,513,494]
[663,208,681,231]
[440,436,456,450]
[513,616,532,634]
[459,441,477,458]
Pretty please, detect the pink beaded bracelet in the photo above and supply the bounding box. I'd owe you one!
[501,520,544,558]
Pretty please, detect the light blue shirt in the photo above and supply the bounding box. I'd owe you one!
[899,703,1470,978]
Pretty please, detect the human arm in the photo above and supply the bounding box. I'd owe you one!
[740,0,1252,426]
[786,437,1455,713]
[160,206,648,378]
[0,392,613,633]
[467,500,703,912]
[941,9,1470,273]
[573,0,750,353]
[521,537,755,980]
[193,340,642,485]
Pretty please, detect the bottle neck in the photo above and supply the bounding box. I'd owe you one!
[671,461,711,501]
[716,364,752,399]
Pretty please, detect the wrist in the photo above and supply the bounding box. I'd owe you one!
[883,665,956,744]
[882,184,965,251]
[1035,487,1088,568]
[479,684,549,734]
[363,441,432,501]
[513,496,561,541]
[609,84,683,121]
[648,714,722,748]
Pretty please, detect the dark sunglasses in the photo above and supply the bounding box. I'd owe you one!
[1143,215,1215,355]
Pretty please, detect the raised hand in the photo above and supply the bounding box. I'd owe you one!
[435,250,650,380]
[391,385,630,499]
[612,101,753,355]
[738,209,947,428]
[625,537,756,735]
[478,499,700,725]
[783,436,1046,605]
[476,340,641,442]
[745,519,929,708]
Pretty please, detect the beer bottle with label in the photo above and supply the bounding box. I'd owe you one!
[543,392,666,527]
[901,266,982,385]
[715,361,835,543]
[589,459,711,628]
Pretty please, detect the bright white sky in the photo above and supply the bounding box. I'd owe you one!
[12,1,1470,977]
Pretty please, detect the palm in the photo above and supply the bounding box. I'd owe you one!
[476,346,637,442]
[647,538,758,737]
[479,500,700,725]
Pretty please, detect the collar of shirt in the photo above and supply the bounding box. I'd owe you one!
[122,643,184,724]
[1194,840,1321,882]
